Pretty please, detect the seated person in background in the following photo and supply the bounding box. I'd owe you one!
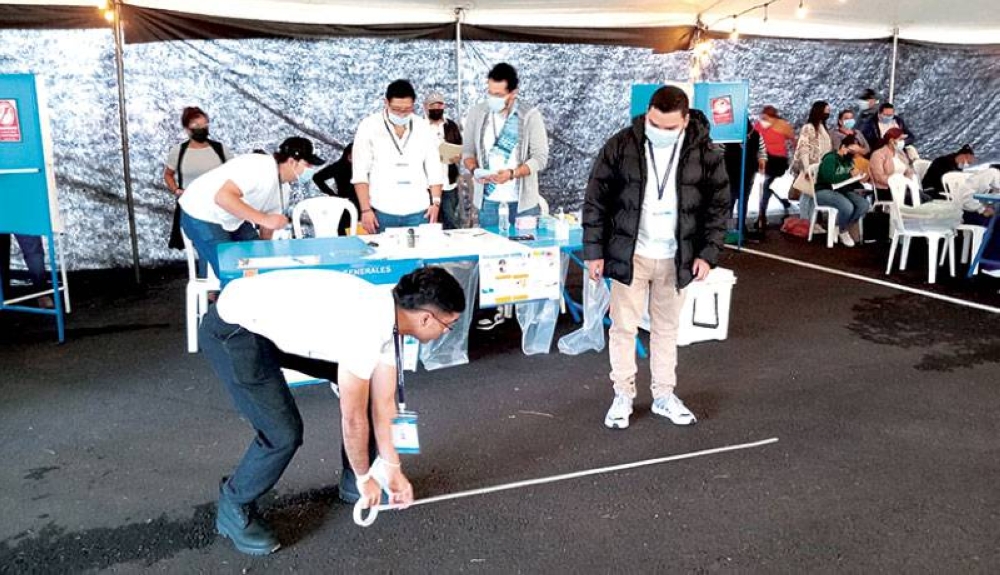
[830,109,870,157]
[814,135,869,247]
[859,102,915,155]
[869,128,928,206]
[955,168,1000,275]
[313,143,357,235]
[922,144,976,199]
[179,137,324,277]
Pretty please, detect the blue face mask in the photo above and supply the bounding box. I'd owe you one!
[487,95,507,113]
[843,118,856,130]
[879,114,894,124]
[387,112,411,126]
[297,164,317,184]
[646,123,682,149]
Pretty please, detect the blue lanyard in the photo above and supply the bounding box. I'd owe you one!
[646,139,680,201]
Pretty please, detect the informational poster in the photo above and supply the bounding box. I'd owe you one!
[479,246,561,307]
[0,98,21,142]
[710,96,734,125]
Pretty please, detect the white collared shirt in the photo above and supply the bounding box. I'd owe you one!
[351,111,445,215]
[217,269,396,380]
[636,132,685,260]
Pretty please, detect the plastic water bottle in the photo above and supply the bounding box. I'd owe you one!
[498,201,510,234]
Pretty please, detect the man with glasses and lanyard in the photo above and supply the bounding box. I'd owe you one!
[352,79,445,233]
[199,266,465,555]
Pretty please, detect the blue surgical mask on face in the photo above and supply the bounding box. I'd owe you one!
[843,118,856,130]
[879,114,894,124]
[487,94,507,113]
[646,122,682,149]
[387,112,411,126]
[297,164,317,184]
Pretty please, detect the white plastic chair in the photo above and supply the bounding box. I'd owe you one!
[885,174,956,284]
[292,197,358,238]
[912,159,931,182]
[941,171,985,272]
[182,232,220,353]
[806,162,839,248]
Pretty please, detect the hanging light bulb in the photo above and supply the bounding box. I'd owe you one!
[730,18,739,41]
[796,0,808,19]
[104,9,114,22]
[96,0,108,9]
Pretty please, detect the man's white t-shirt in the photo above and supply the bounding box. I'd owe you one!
[636,132,685,260]
[179,154,283,231]
[217,269,396,380]
[351,111,445,216]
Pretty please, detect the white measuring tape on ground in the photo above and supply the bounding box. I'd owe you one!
[353,437,779,526]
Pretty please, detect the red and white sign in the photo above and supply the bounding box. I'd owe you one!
[710,96,734,126]
[0,99,22,142]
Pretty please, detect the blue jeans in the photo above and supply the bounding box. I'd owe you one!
[180,211,258,279]
[1,234,47,292]
[374,209,428,230]
[199,304,304,506]
[479,200,541,228]
[440,189,461,230]
[815,190,869,229]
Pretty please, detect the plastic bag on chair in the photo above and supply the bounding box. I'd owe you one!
[558,275,611,355]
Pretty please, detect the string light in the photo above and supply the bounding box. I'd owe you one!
[796,0,808,19]
[104,9,114,22]
[730,17,740,40]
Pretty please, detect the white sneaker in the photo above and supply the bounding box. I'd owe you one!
[476,312,506,331]
[651,394,697,425]
[604,393,633,429]
[838,232,855,247]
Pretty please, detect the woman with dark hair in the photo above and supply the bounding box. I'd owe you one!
[793,100,833,224]
[814,134,869,247]
[753,105,796,230]
[164,107,233,251]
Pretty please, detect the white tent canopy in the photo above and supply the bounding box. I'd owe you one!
[6,0,999,44]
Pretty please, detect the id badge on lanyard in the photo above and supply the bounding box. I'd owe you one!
[391,327,420,453]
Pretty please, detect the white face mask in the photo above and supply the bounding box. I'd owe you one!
[894,140,905,151]
[959,162,970,170]
[387,112,411,126]
[646,122,682,149]
[487,94,508,113]
[759,120,773,129]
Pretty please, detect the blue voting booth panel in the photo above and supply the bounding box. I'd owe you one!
[1,73,65,341]
[693,81,749,144]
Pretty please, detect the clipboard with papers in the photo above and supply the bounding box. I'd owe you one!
[439,142,463,163]
[832,173,866,191]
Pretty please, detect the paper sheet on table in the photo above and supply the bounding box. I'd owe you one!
[439,142,463,163]
[365,229,529,260]
[237,255,320,269]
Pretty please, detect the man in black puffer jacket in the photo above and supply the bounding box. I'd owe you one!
[583,85,729,430]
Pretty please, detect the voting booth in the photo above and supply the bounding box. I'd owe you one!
[0,73,69,342]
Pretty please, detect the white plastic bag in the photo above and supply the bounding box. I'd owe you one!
[558,275,611,355]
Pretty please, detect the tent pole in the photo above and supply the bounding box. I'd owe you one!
[113,0,141,284]
[455,7,464,121]
[888,26,899,103]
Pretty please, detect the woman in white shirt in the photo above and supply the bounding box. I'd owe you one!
[179,137,324,277]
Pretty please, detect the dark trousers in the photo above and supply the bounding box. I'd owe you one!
[440,188,461,230]
[199,305,304,505]
[759,155,790,218]
[275,351,377,497]
[1,234,47,294]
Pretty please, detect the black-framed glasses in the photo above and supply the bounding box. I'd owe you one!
[419,308,458,332]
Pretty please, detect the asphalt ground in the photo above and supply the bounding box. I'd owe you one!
[1,245,998,574]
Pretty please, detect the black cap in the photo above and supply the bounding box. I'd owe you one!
[278,137,325,165]
[958,144,975,156]
[857,88,878,100]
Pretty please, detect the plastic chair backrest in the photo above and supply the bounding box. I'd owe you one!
[941,171,971,202]
[292,197,358,238]
[807,162,819,183]
[181,231,218,282]
[912,159,931,181]
[887,174,910,232]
